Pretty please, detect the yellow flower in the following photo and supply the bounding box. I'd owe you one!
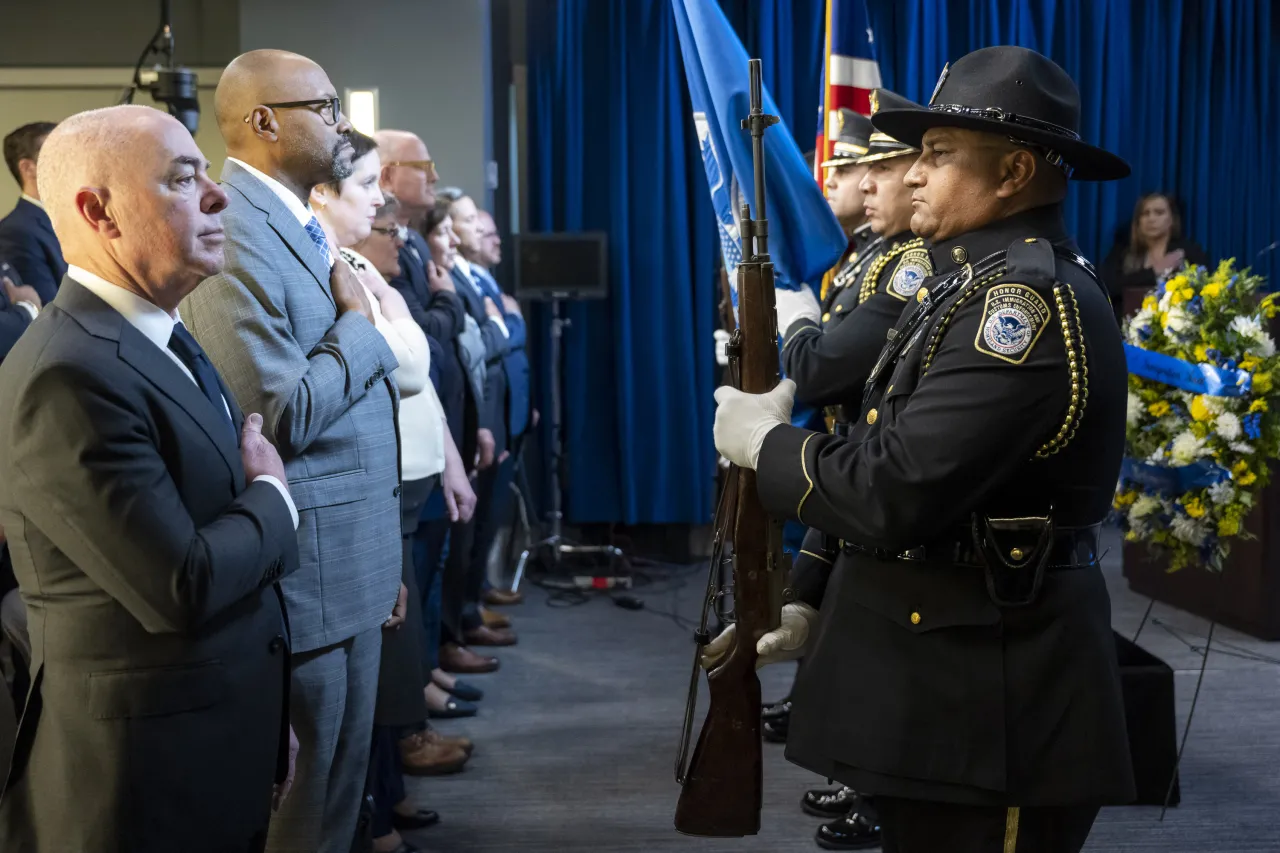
[1142,295,1159,312]
[1250,399,1269,413]
[1168,288,1188,305]
[1218,517,1241,537]
[1182,497,1207,518]
[1241,355,1262,372]
[1262,293,1278,319]
[1232,460,1250,476]
[1166,274,1189,292]
[1239,472,1258,487]
[1193,344,1210,362]
[1254,372,1273,394]
[1189,396,1214,421]
[1113,490,1138,508]
[1201,282,1223,299]
[1148,401,1171,417]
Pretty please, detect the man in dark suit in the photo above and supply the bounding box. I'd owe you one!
[0,270,42,362]
[0,122,66,304]
[0,104,301,853]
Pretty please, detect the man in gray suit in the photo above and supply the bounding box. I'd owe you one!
[181,51,403,853]
[0,105,300,853]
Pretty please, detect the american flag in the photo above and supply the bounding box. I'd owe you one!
[814,0,883,182]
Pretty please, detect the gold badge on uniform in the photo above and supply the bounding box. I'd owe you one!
[887,247,932,301]
[974,283,1051,365]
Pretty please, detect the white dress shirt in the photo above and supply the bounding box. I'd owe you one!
[68,265,299,528]
[455,257,508,338]
[225,157,334,268]
[20,193,44,210]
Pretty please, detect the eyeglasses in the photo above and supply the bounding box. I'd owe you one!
[384,160,439,182]
[244,97,344,126]
[369,223,402,238]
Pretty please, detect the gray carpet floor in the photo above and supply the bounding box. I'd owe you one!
[405,528,1280,852]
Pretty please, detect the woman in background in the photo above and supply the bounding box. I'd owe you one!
[314,133,475,853]
[1103,192,1208,323]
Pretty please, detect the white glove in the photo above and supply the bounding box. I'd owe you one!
[713,379,795,469]
[713,328,731,366]
[775,286,821,337]
[701,601,820,670]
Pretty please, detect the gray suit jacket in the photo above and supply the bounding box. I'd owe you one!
[0,279,299,853]
[182,160,403,653]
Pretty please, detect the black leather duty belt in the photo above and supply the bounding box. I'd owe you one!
[842,523,1103,571]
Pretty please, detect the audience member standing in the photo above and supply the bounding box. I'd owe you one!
[0,105,301,853]
[0,274,41,361]
[438,188,517,649]
[0,122,66,304]
[1102,192,1208,321]
[180,51,403,853]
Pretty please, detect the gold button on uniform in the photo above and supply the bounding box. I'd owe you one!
[1010,548,1025,560]
[822,312,831,323]
[916,287,928,303]
[950,246,968,264]
[866,408,878,425]
[910,611,922,625]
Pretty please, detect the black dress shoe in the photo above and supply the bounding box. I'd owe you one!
[444,678,484,702]
[802,786,857,818]
[426,696,477,719]
[815,804,882,850]
[391,808,441,831]
[762,714,788,743]
[762,698,792,720]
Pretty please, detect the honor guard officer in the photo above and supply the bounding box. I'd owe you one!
[820,108,876,292]
[710,47,1136,853]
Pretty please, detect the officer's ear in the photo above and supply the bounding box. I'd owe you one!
[994,147,1039,199]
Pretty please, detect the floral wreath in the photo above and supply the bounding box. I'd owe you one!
[1114,260,1279,571]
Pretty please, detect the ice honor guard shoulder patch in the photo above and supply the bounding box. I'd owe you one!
[888,247,932,300]
[975,283,1051,364]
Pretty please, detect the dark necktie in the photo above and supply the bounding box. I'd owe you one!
[168,322,236,441]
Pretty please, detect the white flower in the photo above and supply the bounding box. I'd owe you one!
[1230,440,1255,455]
[1158,290,1173,313]
[1126,392,1144,426]
[1170,431,1207,464]
[1127,309,1154,344]
[1208,480,1236,505]
[1164,305,1193,335]
[1258,332,1277,357]
[1172,515,1208,545]
[1215,411,1242,441]
[1131,495,1162,520]
[1230,314,1265,342]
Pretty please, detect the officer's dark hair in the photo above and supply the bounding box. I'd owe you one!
[1124,192,1182,272]
[422,198,453,238]
[320,131,377,194]
[4,121,58,186]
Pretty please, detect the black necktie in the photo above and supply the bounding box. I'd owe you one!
[168,322,236,441]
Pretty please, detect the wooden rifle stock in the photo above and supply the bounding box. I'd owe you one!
[674,58,788,838]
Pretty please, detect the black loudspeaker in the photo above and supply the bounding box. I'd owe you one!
[1114,632,1181,806]
[512,232,609,300]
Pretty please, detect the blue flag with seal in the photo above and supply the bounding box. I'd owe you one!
[671,0,848,309]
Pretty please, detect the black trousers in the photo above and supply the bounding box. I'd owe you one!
[442,462,504,637]
[876,798,1099,853]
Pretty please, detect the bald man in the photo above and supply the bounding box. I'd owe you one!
[0,105,300,853]
[179,50,403,853]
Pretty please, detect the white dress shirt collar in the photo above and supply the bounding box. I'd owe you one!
[20,194,44,210]
[68,265,177,349]
[226,157,315,228]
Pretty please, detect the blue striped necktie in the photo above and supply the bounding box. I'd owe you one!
[304,216,333,268]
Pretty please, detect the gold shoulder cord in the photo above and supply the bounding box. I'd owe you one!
[1035,282,1088,458]
[919,265,1007,373]
[857,238,926,306]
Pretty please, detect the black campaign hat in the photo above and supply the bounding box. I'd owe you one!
[820,108,874,168]
[857,89,921,165]
[871,46,1130,181]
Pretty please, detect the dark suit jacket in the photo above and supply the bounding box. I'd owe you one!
[472,265,533,440]
[0,278,299,853]
[0,199,66,304]
[452,263,511,453]
[0,284,33,363]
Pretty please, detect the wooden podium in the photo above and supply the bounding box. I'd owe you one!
[1123,455,1280,642]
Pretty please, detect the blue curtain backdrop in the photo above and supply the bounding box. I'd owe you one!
[526,0,1279,526]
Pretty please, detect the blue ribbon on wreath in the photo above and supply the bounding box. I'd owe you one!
[1120,457,1231,495]
[1124,344,1253,397]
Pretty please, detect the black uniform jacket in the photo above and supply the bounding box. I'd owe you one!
[783,231,930,417]
[756,204,1136,808]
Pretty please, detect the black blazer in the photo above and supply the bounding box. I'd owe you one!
[0,199,67,304]
[452,264,511,454]
[0,282,33,363]
[0,278,299,853]
[1101,236,1209,305]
